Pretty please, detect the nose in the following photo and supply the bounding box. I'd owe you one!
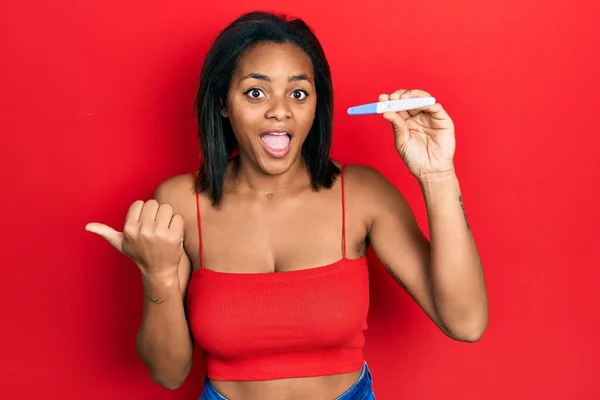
[265,96,291,121]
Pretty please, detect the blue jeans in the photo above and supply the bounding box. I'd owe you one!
[200,363,375,400]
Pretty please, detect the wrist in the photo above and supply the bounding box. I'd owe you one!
[417,169,458,187]
[141,270,180,288]
[417,171,461,207]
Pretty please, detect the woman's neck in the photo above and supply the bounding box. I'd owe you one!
[227,155,311,194]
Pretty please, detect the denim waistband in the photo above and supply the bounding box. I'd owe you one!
[200,362,374,400]
[333,362,373,399]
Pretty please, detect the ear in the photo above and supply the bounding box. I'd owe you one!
[220,98,228,118]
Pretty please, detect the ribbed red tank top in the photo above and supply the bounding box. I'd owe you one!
[186,166,370,381]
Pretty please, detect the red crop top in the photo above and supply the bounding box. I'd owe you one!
[185,166,370,381]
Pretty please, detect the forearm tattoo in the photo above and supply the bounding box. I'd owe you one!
[145,294,165,305]
[459,195,470,230]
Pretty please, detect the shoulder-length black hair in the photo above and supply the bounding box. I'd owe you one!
[195,10,340,207]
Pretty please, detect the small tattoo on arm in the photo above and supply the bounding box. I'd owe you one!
[145,294,165,304]
[459,195,470,230]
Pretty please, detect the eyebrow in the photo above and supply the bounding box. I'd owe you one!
[241,73,311,83]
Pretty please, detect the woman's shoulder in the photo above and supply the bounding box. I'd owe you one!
[338,163,412,233]
[152,171,197,207]
[338,163,393,192]
[337,162,407,207]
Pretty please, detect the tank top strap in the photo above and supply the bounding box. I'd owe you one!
[341,164,347,259]
[193,171,205,269]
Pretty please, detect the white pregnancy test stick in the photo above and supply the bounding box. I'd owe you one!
[347,97,436,115]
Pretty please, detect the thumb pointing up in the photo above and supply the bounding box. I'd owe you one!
[85,200,185,276]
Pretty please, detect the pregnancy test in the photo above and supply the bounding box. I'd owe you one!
[347,97,436,115]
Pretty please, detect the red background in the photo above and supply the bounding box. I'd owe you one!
[2,0,599,399]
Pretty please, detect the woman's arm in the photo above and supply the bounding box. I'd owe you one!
[355,88,488,341]
[419,171,487,340]
[354,165,488,342]
[86,175,195,389]
[136,251,193,390]
[135,178,194,390]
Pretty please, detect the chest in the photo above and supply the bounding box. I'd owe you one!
[184,192,368,273]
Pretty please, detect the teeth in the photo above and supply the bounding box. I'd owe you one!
[265,132,289,136]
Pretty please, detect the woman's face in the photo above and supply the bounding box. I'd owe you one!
[222,42,317,175]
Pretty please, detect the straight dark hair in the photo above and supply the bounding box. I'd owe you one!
[194,11,340,207]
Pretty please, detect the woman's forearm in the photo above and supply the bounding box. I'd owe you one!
[136,274,193,389]
[419,171,488,342]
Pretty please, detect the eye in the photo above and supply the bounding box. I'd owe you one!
[291,90,308,100]
[244,88,265,99]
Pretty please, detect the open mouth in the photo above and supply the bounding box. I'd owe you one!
[259,131,292,158]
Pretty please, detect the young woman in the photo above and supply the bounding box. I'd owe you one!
[86,11,488,400]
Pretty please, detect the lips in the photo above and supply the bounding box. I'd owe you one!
[259,131,292,158]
